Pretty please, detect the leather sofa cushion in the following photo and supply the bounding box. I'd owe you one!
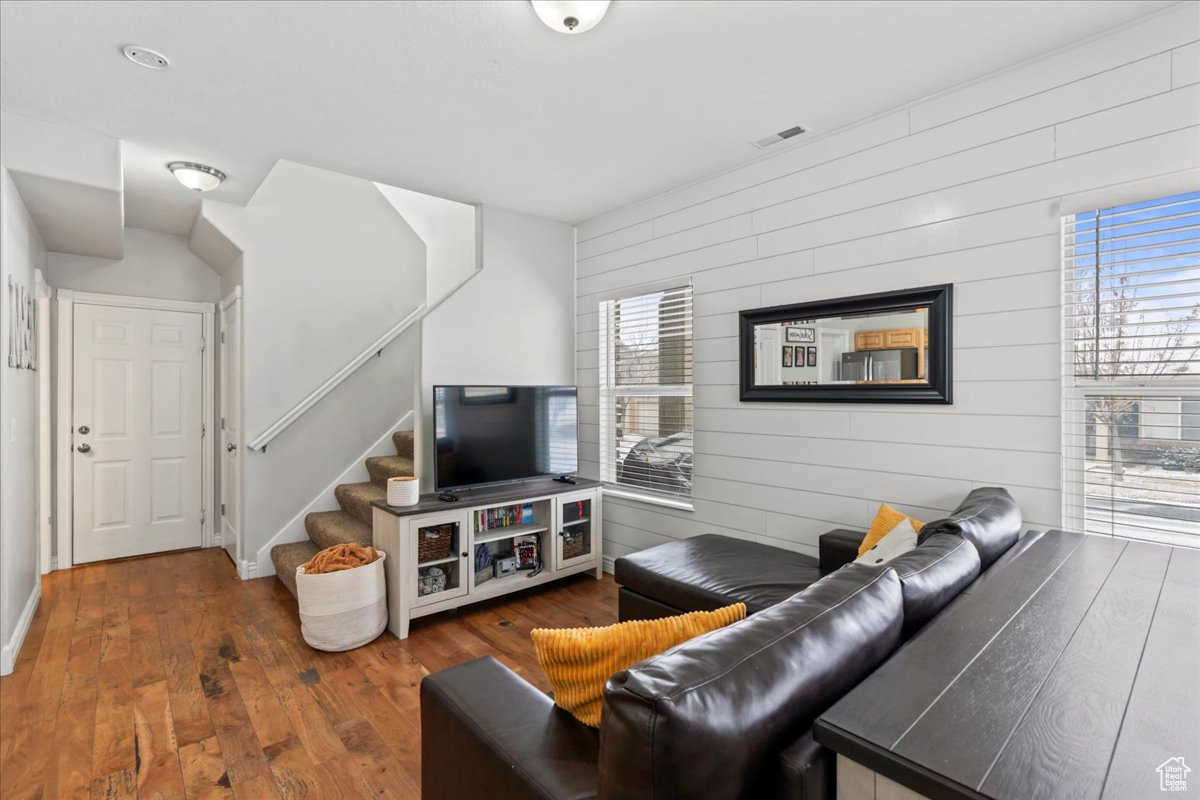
[917,486,1021,569]
[421,655,599,800]
[599,564,904,800]
[767,727,835,800]
[887,532,980,638]
[614,534,824,615]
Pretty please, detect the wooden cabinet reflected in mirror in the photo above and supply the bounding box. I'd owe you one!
[739,284,952,404]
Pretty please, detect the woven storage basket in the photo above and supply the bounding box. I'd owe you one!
[296,551,387,652]
[562,531,587,560]
[387,476,419,506]
[418,525,454,562]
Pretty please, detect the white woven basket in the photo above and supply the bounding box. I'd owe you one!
[387,476,419,506]
[296,551,387,652]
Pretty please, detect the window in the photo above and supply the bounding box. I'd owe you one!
[1062,190,1200,548]
[598,285,693,499]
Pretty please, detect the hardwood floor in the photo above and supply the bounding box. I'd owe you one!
[0,548,618,799]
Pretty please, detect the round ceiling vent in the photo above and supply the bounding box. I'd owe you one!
[122,45,170,70]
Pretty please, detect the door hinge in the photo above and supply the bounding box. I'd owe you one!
[221,332,226,344]
[201,422,207,438]
[201,336,206,352]
[221,503,226,516]
[200,509,206,525]
[221,416,226,430]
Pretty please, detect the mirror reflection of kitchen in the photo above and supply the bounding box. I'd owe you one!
[752,307,930,386]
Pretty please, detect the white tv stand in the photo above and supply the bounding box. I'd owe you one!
[371,478,603,639]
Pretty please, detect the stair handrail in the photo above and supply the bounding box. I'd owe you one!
[247,259,481,453]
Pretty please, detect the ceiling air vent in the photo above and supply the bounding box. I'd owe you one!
[751,125,808,150]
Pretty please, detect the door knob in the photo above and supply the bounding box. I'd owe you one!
[227,443,237,452]
[78,425,90,435]
[77,443,91,453]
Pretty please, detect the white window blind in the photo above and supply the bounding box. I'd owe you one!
[1062,190,1200,548]
[599,285,693,498]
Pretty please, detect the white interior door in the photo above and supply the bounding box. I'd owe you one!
[220,295,241,564]
[73,303,204,563]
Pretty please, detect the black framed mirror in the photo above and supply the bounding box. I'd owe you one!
[739,284,953,404]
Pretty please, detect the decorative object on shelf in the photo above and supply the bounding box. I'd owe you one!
[296,549,388,651]
[786,326,815,343]
[562,530,587,560]
[474,544,494,586]
[418,524,455,563]
[494,555,518,578]
[387,476,419,506]
[6,275,35,370]
[418,566,447,596]
[514,534,540,569]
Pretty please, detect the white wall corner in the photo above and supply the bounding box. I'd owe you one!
[253,410,415,578]
[0,582,41,676]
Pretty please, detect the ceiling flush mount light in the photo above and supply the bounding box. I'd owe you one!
[167,162,226,192]
[531,0,610,34]
[122,45,170,70]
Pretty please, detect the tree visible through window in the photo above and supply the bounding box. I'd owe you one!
[1062,190,1200,547]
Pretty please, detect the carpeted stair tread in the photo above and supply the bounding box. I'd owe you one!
[305,510,374,551]
[335,481,385,527]
[392,430,414,459]
[366,455,415,487]
[270,540,319,598]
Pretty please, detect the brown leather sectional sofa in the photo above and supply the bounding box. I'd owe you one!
[421,487,1029,800]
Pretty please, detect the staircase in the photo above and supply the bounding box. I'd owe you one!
[270,429,415,597]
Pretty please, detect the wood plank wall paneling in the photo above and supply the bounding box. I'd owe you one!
[572,3,1200,561]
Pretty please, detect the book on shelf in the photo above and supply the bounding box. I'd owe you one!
[476,502,535,532]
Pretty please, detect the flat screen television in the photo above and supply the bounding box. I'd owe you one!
[433,385,578,491]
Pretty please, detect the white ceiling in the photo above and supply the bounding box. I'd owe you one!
[0,0,1178,234]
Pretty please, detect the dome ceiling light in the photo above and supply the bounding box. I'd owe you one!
[166,162,227,192]
[530,1,611,34]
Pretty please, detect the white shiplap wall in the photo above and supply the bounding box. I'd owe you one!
[574,4,1200,564]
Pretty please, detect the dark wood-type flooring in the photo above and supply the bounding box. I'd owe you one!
[0,548,618,799]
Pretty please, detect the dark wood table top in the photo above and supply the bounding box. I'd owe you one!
[815,530,1199,800]
[372,477,602,518]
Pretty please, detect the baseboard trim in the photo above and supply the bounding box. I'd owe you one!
[602,554,615,575]
[237,559,258,580]
[0,582,42,676]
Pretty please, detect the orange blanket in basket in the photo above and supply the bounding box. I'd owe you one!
[302,543,379,574]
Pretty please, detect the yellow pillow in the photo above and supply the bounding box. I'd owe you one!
[531,603,747,728]
[858,504,925,557]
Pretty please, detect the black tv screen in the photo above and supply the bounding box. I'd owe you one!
[433,385,578,491]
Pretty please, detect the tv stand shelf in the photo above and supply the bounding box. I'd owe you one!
[372,478,603,639]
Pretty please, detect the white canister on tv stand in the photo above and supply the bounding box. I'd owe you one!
[387,476,420,506]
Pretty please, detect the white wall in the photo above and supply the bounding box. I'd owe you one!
[419,204,577,492]
[46,226,220,301]
[0,167,47,674]
[203,161,427,440]
[574,5,1200,563]
[0,110,123,259]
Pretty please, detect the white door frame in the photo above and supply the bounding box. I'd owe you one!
[54,290,216,570]
[219,286,246,576]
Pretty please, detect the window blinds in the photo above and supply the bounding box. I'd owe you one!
[1061,190,1200,548]
[599,286,694,498]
